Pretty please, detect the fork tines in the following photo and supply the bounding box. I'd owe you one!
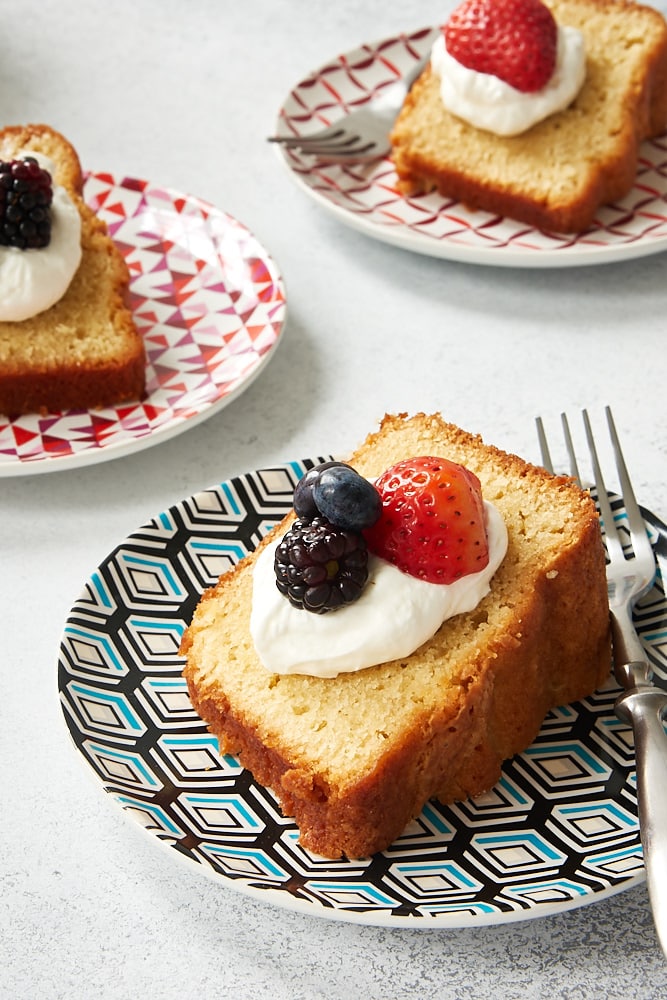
[536,407,652,567]
[268,128,346,147]
[268,131,381,159]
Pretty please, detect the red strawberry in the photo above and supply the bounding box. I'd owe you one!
[444,0,558,94]
[363,457,489,585]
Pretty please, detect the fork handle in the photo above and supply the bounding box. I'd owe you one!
[615,676,667,959]
[611,604,648,669]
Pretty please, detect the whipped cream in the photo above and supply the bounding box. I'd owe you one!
[250,501,508,678]
[432,26,586,136]
[0,152,82,322]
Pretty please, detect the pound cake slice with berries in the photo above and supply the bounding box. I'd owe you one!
[390,0,667,232]
[0,124,144,415]
[180,413,611,859]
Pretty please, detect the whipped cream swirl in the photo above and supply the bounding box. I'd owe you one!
[250,501,508,678]
[432,25,586,136]
[0,152,82,322]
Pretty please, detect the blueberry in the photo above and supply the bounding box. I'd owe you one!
[293,461,351,520]
[312,465,381,533]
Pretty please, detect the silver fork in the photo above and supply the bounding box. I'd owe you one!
[268,54,429,162]
[537,407,667,958]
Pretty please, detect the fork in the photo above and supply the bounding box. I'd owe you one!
[268,54,429,162]
[537,407,667,959]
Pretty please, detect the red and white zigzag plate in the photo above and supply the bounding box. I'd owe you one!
[0,175,286,476]
[274,26,667,268]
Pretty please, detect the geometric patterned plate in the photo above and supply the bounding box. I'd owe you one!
[0,176,286,476]
[274,26,667,268]
[58,462,667,927]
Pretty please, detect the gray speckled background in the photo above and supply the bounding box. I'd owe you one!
[3,0,667,995]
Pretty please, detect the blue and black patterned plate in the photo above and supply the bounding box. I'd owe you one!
[57,462,667,927]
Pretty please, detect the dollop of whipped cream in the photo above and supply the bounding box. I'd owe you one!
[432,25,586,136]
[250,501,508,678]
[0,151,82,322]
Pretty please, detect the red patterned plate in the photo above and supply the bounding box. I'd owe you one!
[274,26,667,267]
[0,175,286,476]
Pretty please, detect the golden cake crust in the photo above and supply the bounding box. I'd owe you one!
[389,0,667,233]
[0,124,145,415]
[180,413,611,859]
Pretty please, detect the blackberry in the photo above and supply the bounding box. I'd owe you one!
[274,516,369,614]
[0,156,54,249]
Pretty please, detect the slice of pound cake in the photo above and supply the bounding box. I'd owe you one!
[180,414,611,859]
[0,124,144,415]
[390,0,667,233]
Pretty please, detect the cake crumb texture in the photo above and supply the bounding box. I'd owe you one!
[390,0,667,232]
[0,124,145,415]
[181,413,612,858]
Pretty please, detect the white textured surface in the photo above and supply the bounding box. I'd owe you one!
[2,0,667,996]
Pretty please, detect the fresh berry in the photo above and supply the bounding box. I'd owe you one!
[293,461,382,532]
[444,0,558,94]
[274,516,369,613]
[363,457,489,584]
[0,156,54,249]
[294,461,351,520]
[312,464,381,533]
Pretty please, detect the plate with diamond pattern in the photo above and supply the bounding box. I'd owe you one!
[273,26,667,267]
[0,175,286,476]
[58,460,667,927]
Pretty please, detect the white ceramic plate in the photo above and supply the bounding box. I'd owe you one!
[58,463,667,928]
[273,26,667,268]
[0,175,286,476]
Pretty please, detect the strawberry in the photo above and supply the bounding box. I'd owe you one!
[363,457,489,585]
[444,0,558,94]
